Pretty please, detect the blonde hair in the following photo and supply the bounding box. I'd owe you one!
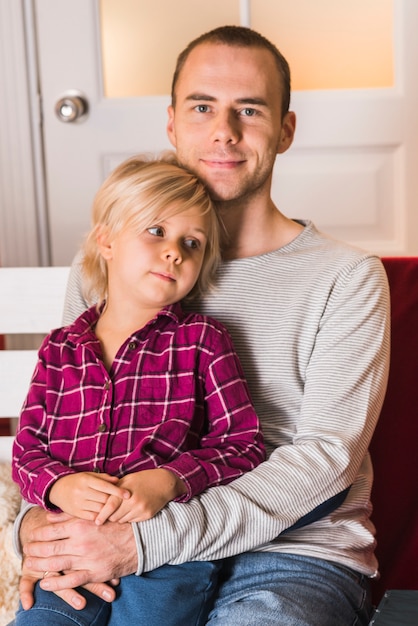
[82,154,220,305]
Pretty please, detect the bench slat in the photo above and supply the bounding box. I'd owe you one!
[0,266,69,333]
[0,351,38,417]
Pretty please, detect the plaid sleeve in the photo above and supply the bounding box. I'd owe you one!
[12,334,76,509]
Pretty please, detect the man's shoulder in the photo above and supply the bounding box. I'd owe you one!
[291,220,375,257]
[276,220,384,275]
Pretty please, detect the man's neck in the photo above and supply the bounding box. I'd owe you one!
[218,200,304,260]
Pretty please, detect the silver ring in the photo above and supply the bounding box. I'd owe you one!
[43,571,49,578]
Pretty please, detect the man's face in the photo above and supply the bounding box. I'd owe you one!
[167,42,295,204]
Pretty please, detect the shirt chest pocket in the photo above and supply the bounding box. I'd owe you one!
[133,373,198,426]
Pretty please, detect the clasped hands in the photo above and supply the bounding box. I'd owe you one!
[49,468,181,525]
[19,468,186,610]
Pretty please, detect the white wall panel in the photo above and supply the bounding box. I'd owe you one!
[273,145,404,253]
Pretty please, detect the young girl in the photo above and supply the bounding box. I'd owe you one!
[11,155,265,626]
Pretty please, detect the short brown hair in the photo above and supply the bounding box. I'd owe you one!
[171,25,291,119]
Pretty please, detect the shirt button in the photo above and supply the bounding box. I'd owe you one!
[128,341,137,350]
[104,380,110,390]
[98,423,106,433]
[93,467,101,473]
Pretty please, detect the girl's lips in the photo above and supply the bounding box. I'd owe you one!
[151,271,176,282]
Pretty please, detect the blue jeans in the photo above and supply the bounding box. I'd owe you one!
[207,552,373,625]
[107,561,221,626]
[9,554,372,625]
[9,561,220,626]
[10,584,110,625]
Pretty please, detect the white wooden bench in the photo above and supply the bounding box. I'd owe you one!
[0,266,70,622]
[0,266,70,461]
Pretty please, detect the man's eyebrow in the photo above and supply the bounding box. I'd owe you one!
[236,97,268,107]
[185,94,216,102]
[185,94,268,107]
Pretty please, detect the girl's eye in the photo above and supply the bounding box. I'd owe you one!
[147,226,164,237]
[184,238,200,250]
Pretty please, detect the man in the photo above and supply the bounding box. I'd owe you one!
[14,26,390,625]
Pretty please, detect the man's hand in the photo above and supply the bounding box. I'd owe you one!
[19,508,112,610]
[20,507,137,601]
[19,566,114,611]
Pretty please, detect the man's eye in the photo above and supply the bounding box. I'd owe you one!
[240,108,256,117]
[184,238,200,249]
[147,226,164,237]
[195,104,209,113]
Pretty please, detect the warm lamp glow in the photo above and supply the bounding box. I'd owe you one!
[100,0,241,97]
[251,0,394,91]
[100,0,394,97]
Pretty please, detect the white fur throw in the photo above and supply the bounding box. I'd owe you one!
[0,463,21,625]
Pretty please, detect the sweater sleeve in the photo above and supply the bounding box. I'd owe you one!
[132,255,390,574]
[162,327,265,499]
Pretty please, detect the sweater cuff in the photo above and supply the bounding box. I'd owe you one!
[131,522,144,575]
[13,498,36,557]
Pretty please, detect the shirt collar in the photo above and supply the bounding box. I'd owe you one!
[159,301,184,324]
[66,301,186,344]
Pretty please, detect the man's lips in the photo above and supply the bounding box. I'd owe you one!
[200,157,245,169]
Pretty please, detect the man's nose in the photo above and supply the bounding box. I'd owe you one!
[212,111,240,144]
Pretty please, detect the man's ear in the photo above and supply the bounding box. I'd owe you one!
[96,225,113,260]
[277,111,296,155]
[167,105,177,148]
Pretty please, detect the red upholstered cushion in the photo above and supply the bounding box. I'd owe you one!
[370,258,418,603]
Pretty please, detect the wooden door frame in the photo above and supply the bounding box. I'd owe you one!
[0,0,49,266]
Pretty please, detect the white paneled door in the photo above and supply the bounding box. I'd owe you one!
[33,0,418,264]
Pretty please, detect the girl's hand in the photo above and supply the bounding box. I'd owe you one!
[95,469,186,525]
[49,472,130,521]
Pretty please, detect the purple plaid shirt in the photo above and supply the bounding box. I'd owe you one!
[13,303,265,510]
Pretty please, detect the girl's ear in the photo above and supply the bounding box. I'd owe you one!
[96,225,113,260]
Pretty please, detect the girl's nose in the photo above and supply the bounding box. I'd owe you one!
[164,242,182,264]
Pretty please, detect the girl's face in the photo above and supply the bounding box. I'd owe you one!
[100,204,210,314]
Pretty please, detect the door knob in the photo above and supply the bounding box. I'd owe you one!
[55,91,89,123]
